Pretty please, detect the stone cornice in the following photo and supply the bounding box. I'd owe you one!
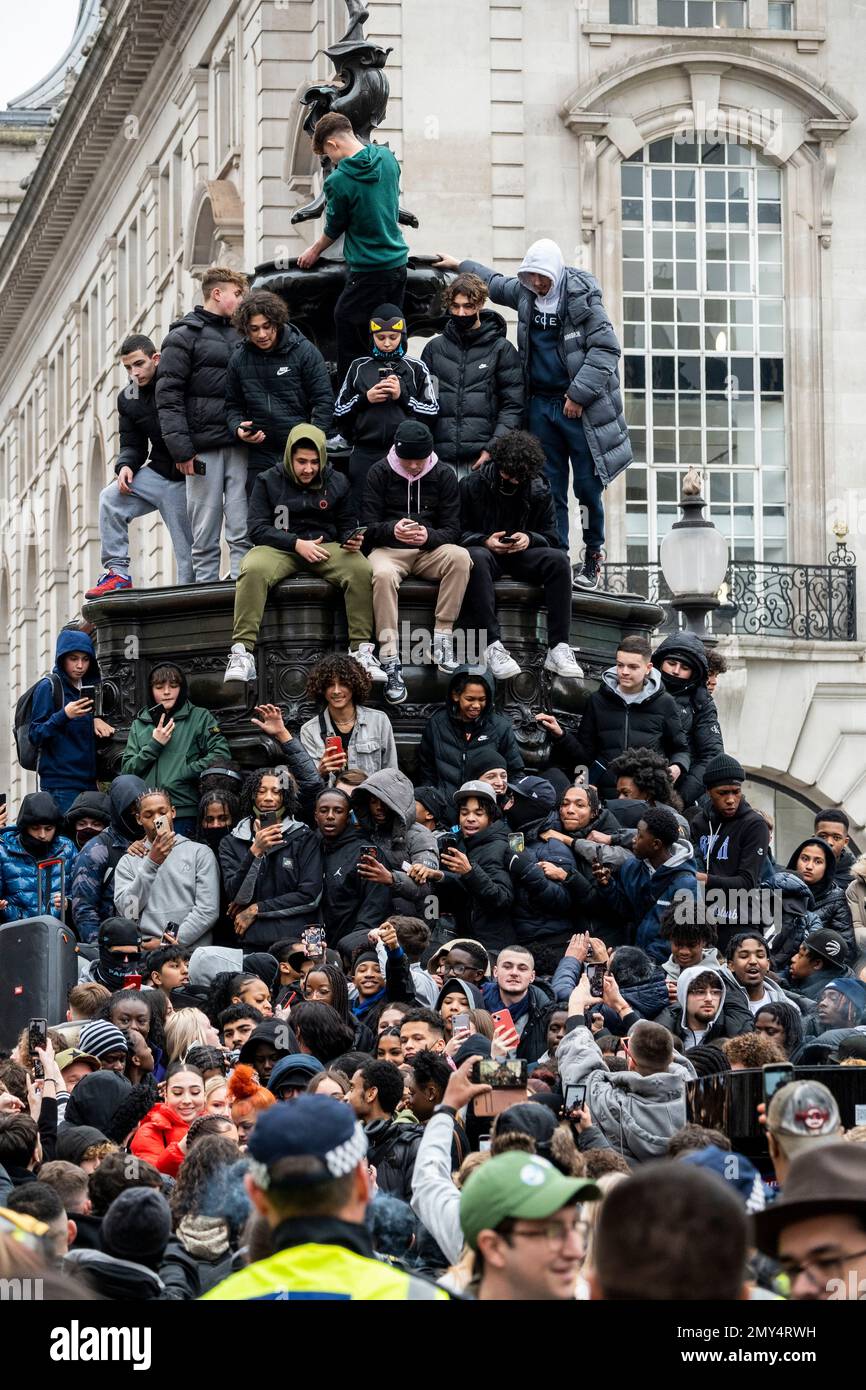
[0,0,189,358]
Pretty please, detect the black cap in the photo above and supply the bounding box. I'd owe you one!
[394,420,434,459]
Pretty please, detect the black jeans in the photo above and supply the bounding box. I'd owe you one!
[462,546,573,647]
[335,267,408,384]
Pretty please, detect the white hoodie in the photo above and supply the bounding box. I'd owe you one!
[517,238,566,315]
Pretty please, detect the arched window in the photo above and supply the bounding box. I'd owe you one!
[619,137,785,564]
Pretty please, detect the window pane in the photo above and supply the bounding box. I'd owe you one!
[758,168,782,199]
[675,170,696,199]
[652,359,676,390]
[768,2,794,31]
[652,170,673,198]
[623,261,645,290]
[624,324,646,349]
[760,359,784,393]
[677,262,697,291]
[624,357,646,389]
[609,0,633,20]
[652,323,676,350]
[677,357,702,391]
[657,0,685,24]
[626,468,647,500]
[656,471,680,502]
[648,139,673,163]
[689,2,714,26]
[625,393,646,426]
[624,296,646,323]
[763,469,786,504]
[621,166,643,197]
[716,1,745,26]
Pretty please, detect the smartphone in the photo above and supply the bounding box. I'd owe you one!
[241,422,259,434]
[29,1018,48,1079]
[587,963,606,999]
[153,815,168,835]
[0,793,6,812]
[359,844,378,862]
[377,365,392,379]
[348,526,367,541]
[500,534,516,545]
[564,1083,587,1115]
[325,735,343,754]
[440,833,460,855]
[451,1012,472,1037]
[80,684,96,705]
[148,703,166,726]
[192,457,207,476]
[595,844,604,864]
[508,832,525,855]
[122,974,142,991]
[472,1057,528,1117]
[490,1008,519,1051]
[259,810,280,829]
[762,1061,794,1104]
[302,925,326,957]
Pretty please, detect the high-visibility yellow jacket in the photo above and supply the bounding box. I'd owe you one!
[203,1236,449,1302]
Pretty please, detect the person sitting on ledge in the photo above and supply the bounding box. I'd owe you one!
[362,419,471,705]
[457,431,584,683]
[223,424,386,688]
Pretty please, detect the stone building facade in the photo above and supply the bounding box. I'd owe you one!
[0,0,863,844]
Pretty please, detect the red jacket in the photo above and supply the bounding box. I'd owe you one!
[130,1102,190,1177]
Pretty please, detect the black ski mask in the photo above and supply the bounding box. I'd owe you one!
[96,917,142,992]
[201,826,231,854]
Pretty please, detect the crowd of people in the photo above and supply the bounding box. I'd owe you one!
[2,111,865,1305]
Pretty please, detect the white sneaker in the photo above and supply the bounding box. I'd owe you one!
[224,643,257,683]
[326,433,350,450]
[483,640,521,680]
[432,631,460,674]
[351,642,388,684]
[544,643,585,679]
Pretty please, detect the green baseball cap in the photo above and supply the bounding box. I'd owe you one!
[459,1153,600,1251]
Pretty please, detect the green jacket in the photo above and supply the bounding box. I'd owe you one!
[203,1220,448,1301]
[323,145,408,272]
[119,702,231,818]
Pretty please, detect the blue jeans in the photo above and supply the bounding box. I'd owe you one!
[528,395,605,552]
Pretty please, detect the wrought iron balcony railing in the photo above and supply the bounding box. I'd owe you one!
[601,555,857,642]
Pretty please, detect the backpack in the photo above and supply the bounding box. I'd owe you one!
[14,673,64,771]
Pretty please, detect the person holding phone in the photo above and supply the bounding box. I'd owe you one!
[313,788,392,949]
[350,769,439,916]
[0,792,76,924]
[300,654,397,780]
[361,419,472,701]
[113,788,220,951]
[27,628,115,814]
[225,289,334,494]
[457,431,584,682]
[121,662,231,836]
[218,767,323,952]
[332,305,438,516]
[408,781,516,958]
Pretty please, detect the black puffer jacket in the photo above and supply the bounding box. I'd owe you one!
[786,838,856,961]
[765,871,824,971]
[652,632,724,808]
[416,666,524,798]
[116,379,180,481]
[420,311,524,465]
[219,814,323,948]
[224,323,334,464]
[247,425,354,551]
[364,1118,424,1202]
[459,458,562,550]
[552,668,690,799]
[333,353,438,454]
[319,823,393,947]
[434,820,517,954]
[156,307,242,461]
[361,456,460,551]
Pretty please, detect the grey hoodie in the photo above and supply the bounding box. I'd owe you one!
[351,768,439,908]
[113,834,220,948]
[601,664,663,706]
[557,1023,695,1164]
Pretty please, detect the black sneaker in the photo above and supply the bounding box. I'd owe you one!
[574,550,603,591]
[382,660,407,704]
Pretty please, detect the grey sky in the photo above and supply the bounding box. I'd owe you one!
[0,0,78,109]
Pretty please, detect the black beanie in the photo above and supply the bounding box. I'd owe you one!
[102,1188,171,1267]
[394,419,434,459]
[703,754,746,789]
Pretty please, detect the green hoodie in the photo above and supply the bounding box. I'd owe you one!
[323,144,408,272]
[283,422,329,483]
[120,702,231,819]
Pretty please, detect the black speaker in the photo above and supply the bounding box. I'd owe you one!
[0,917,79,1050]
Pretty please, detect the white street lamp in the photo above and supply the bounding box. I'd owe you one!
[659,469,729,637]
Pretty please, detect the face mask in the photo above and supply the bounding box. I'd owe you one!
[99,952,141,991]
[201,826,230,853]
[20,831,56,860]
[451,314,478,335]
[74,825,104,850]
[662,672,692,696]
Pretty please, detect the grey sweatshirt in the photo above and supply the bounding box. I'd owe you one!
[113,835,220,948]
[410,1110,464,1266]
